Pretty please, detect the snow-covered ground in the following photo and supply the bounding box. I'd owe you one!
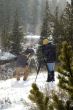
[0,35,59,110]
[0,72,59,110]
[0,50,16,61]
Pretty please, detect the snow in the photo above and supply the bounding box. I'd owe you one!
[0,52,16,61]
[26,35,40,39]
[0,34,59,109]
[0,71,59,110]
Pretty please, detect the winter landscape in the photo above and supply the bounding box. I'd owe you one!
[0,0,73,110]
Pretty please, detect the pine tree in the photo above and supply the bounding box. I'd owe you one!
[29,83,53,110]
[1,25,10,51]
[71,0,73,6]
[49,41,73,110]
[56,41,73,109]
[58,41,73,89]
[52,6,65,57]
[52,93,66,110]
[53,6,64,44]
[40,0,51,39]
[10,11,23,55]
[62,1,73,48]
[0,0,11,51]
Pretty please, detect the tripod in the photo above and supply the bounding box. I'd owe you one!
[35,58,50,82]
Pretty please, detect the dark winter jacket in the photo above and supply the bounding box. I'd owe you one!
[42,43,56,63]
[16,54,28,67]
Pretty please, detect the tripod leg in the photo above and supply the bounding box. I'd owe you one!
[35,63,41,82]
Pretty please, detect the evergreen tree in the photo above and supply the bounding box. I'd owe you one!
[58,41,73,90]
[62,1,73,48]
[53,6,65,56]
[29,83,53,110]
[52,93,66,110]
[71,0,73,6]
[53,7,64,44]
[40,0,51,39]
[1,25,10,51]
[10,11,23,55]
[49,41,73,110]
[0,0,11,51]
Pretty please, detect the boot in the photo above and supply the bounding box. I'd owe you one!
[50,71,55,81]
[46,71,55,82]
[46,73,52,82]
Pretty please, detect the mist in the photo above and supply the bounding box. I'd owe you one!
[0,0,69,35]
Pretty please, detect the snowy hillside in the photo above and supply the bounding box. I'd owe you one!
[0,72,59,110]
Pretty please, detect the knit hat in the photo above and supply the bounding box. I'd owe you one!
[43,38,49,45]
